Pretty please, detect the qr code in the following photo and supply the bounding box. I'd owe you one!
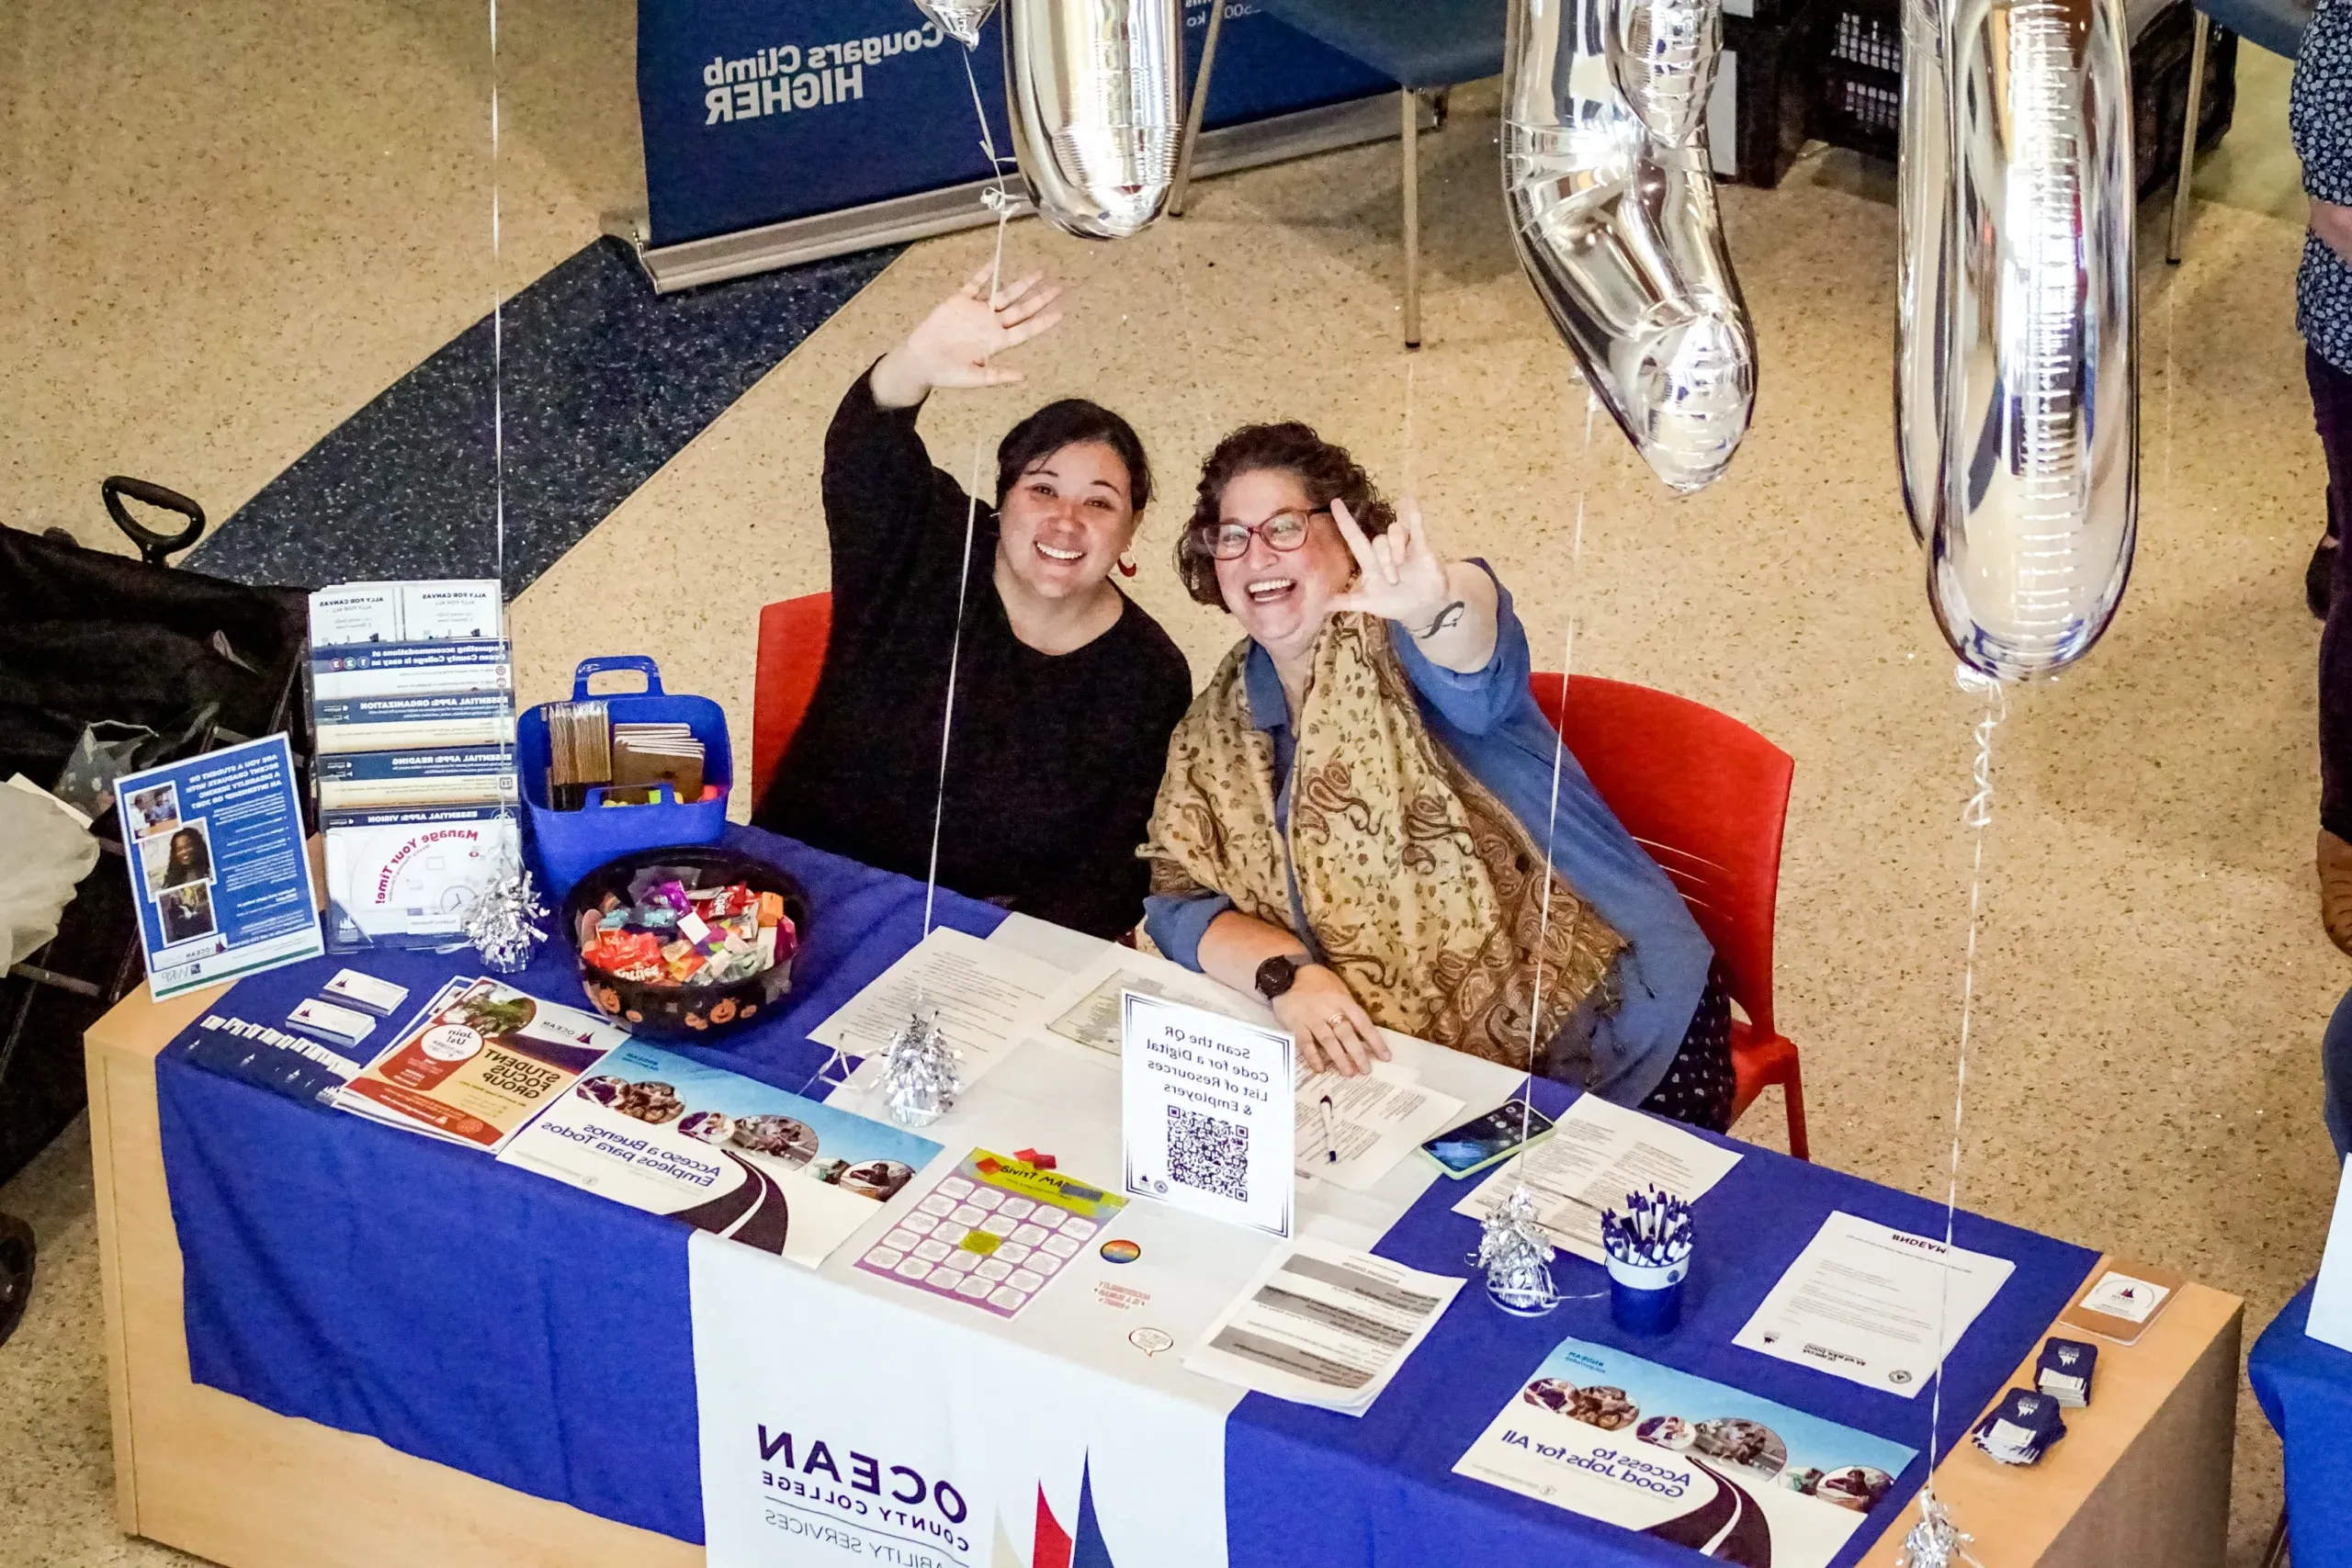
[1166,1104,1250,1200]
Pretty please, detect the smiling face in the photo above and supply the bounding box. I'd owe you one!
[1209,467,1358,664]
[995,440,1139,602]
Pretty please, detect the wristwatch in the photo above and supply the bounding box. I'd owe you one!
[1254,953,1313,1001]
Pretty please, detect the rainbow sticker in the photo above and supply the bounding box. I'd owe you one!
[1099,1238,1142,1265]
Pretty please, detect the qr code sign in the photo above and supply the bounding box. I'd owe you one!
[1166,1104,1250,1200]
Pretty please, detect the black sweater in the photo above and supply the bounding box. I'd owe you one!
[753,373,1193,940]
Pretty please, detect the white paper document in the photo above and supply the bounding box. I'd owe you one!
[2309,1155,2352,1353]
[1453,1094,1742,1262]
[1296,1061,1463,1191]
[1184,1236,1462,1413]
[1733,1211,2016,1397]
[808,927,1063,1083]
[1121,990,1295,1237]
[1023,942,1268,1058]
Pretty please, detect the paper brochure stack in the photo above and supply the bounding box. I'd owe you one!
[308,581,520,950]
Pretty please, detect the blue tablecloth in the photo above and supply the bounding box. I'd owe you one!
[156,824,2098,1564]
[2249,1281,2352,1568]
[1227,1074,2093,1568]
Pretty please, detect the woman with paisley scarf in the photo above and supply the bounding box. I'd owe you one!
[1140,424,1733,1131]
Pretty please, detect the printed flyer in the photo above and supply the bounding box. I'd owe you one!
[111,734,323,999]
[853,1148,1126,1319]
[335,977,612,1151]
[1453,1337,1917,1568]
[321,804,520,947]
[500,1040,942,1266]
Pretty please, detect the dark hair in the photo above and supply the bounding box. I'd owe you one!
[995,399,1151,513]
[1176,422,1396,608]
[164,827,209,885]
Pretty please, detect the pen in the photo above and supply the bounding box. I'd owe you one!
[1320,1094,1338,1164]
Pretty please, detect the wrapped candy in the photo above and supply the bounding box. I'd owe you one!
[578,875,793,990]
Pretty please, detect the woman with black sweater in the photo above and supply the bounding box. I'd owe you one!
[753,268,1192,941]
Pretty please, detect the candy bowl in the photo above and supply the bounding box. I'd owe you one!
[560,846,809,1044]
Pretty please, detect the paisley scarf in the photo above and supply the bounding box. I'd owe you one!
[1143,614,1624,1070]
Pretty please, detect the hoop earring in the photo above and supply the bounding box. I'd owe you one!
[1117,554,1138,579]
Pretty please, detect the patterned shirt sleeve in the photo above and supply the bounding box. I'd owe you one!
[2293,0,2352,371]
[2295,1,2352,204]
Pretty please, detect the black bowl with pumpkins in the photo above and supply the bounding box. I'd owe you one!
[560,845,810,1043]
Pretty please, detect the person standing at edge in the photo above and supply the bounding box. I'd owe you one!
[2298,0,2352,1156]
[754,268,1193,942]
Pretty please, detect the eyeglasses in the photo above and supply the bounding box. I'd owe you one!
[1195,507,1329,561]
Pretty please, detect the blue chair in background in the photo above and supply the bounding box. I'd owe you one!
[2167,0,2315,264]
[1172,0,1509,347]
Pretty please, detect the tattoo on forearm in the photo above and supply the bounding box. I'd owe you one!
[1418,600,1466,639]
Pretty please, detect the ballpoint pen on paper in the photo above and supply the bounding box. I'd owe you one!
[1320,1094,1338,1164]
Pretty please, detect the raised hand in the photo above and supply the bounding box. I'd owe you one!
[1329,496,1500,671]
[1329,498,1453,630]
[870,266,1065,408]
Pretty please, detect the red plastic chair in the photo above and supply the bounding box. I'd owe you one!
[752,592,834,806]
[1528,672,1809,1159]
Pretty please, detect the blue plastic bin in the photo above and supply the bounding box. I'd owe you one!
[519,655,731,899]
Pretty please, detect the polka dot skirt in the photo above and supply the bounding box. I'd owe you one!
[1638,970,1735,1134]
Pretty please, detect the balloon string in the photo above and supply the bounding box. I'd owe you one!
[486,0,517,834]
[1922,671,2007,1495]
[1401,354,1419,505]
[488,0,503,597]
[922,51,1017,937]
[1511,392,1601,1178]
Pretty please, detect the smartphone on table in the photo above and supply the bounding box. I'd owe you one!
[1419,1100,1556,1179]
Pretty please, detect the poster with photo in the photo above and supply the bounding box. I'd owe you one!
[500,1039,942,1266]
[110,735,322,999]
[1454,1337,1917,1568]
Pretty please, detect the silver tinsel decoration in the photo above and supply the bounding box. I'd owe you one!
[1470,1184,1561,1317]
[460,853,548,975]
[881,1006,962,1128]
[1894,1491,1980,1568]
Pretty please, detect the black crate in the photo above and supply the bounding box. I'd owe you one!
[1808,0,1903,162]
[1806,0,2238,195]
[1724,6,1824,187]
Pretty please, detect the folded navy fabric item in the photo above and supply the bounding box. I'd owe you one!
[2035,1336,2097,1407]
[1973,1386,2068,1465]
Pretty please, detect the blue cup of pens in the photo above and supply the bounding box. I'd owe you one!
[1602,1188,1693,1337]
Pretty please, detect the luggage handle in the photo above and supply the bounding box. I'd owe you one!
[571,655,666,700]
[101,476,207,566]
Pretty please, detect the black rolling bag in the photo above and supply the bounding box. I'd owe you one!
[0,482,310,1345]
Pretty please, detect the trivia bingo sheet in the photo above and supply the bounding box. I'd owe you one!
[854,1148,1127,1319]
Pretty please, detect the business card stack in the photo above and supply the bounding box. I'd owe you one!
[308,581,522,951]
[537,703,707,809]
[1971,1387,2067,1466]
[2034,1337,2098,1407]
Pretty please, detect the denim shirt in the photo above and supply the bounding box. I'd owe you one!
[1143,568,1713,1106]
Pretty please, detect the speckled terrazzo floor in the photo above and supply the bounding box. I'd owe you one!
[0,6,2334,1566]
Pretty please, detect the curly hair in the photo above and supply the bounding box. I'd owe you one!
[1175,422,1396,608]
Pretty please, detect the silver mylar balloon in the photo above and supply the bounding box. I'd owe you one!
[1002,0,1182,241]
[1503,0,1757,492]
[1901,0,2138,681]
[1892,0,1947,547]
[911,0,998,50]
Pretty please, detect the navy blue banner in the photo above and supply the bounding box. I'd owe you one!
[639,0,1394,248]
